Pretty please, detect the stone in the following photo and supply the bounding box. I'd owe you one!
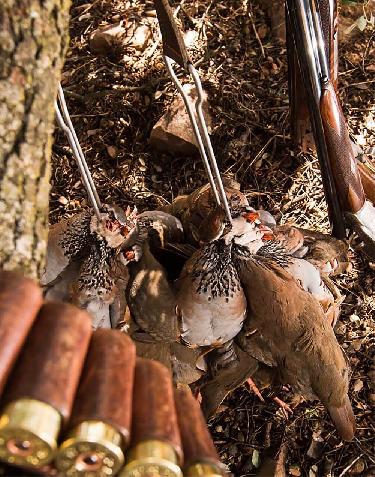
[149,84,212,156]
[89,23,126,58]
[131,24,152,51]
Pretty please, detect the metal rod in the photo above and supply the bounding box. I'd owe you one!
[57,85,102,213]
[188,64,233,224]
[55,100,101,218]
[55,86,102,219]
[163,56,222,206]
[163,56,232,224]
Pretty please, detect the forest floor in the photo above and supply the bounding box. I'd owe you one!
[53,1,374,475]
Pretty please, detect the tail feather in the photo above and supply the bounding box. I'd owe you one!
[328,395,356,441]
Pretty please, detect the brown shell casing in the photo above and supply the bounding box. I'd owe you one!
[131,358,182,461]
[174,387,220,468]
[68,329,136,444]
[0,271,42,397]
[3,302,92,423]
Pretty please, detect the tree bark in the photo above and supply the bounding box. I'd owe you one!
[0,0,70,279]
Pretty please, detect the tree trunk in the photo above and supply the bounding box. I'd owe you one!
[0,0,70,279]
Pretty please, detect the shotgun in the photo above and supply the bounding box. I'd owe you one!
[286,0,375,258]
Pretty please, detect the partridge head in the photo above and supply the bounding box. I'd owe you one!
[164,180,250,244]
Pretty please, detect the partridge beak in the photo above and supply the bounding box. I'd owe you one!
[243,211,260,223]
[258,224,274,241]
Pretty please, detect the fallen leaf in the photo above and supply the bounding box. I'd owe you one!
[353,379,364,393]
[357,15,367,31]
[58,196,68,205]
[289,465,301,476]
[106,145,118,158]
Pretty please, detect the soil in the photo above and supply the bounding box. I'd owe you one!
[52,1,374,475]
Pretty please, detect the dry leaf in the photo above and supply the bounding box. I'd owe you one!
[106,145,118,158]
[353,379,364,393]
[58,196,68,205]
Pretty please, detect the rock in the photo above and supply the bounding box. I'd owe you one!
[89,23,126,58]
[131,24,152,50]
[90,19,153,59]
[149,84,212,156]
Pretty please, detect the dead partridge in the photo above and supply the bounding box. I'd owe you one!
[42,204,135,328]
[164,180,250,244]
[176,240,247,348]
[271,224,350,276]
[234,247,355,441]
[245,223,344,325]
[175,210,280,348]
[118,211,184,342]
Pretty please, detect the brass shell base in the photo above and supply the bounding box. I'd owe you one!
[55,421,124,476]
[120,440,182,477]
[185,463,224,477]
[0,399,61,467]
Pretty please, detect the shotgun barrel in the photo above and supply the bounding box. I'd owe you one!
[285,0,346,239]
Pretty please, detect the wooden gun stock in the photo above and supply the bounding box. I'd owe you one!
[320,80,366,214]
[357,157,375,205]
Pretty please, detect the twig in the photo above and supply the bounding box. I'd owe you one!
[338,454,363,477]
[247,2,265,58]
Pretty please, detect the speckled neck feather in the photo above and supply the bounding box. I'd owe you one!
[192,241,242,301]
[59,210,92,259]
[78,238,115,297]
[191,237,291,302]
[235,241,292,268]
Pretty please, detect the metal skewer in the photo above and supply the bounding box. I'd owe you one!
[163,57,232,225]
[55,84,102,219]
[153,0,233,224]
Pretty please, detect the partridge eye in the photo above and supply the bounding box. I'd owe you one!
[124,250,135,260]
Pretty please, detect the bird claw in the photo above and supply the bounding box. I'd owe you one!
[246,377,265,402]
[273,396,293,419]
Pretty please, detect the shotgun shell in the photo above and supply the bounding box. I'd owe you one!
[120,358,183,477]
[174,388,224,477]
[0,271,42,397]
[55,330,136,476]
[0,302,92,467]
